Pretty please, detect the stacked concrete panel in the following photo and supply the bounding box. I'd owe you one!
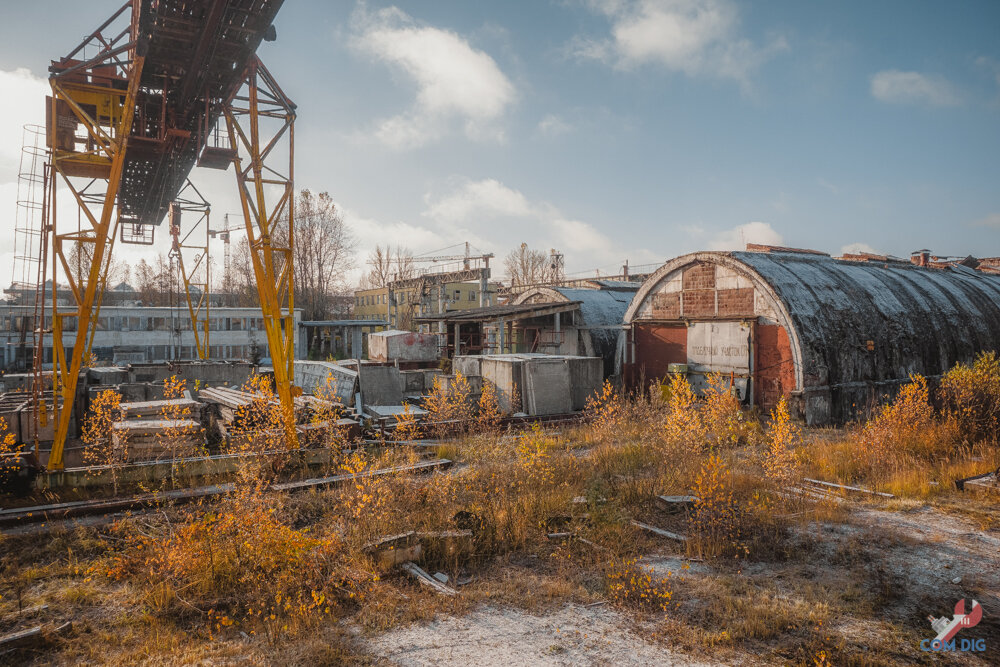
[358,365,404,407]
[523,358,573,415]
[294,360,358,405]
[368,329,440,363]
[454,353,603,416]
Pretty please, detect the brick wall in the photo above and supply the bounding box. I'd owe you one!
[642,263,758,320]
[682,290,716,317]
[682,262,715,290]
[651,292,680,318]
[717,288,754,316]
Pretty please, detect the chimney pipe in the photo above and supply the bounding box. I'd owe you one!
[911,249,930,267]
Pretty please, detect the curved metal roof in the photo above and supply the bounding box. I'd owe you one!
[516,286,635,368]
[627,250,1000,392]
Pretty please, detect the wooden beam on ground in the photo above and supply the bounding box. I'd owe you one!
[631,520,688,542]
[402,561,458,596]
[803,478,894,498]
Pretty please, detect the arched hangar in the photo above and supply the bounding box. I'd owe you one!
[623,245,1000,424]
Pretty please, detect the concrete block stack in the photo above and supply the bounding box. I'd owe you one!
[454,353,603,416]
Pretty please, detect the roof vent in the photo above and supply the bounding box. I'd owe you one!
[910,249,930,267]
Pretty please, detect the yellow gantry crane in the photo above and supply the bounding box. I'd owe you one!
[39,0,297,470]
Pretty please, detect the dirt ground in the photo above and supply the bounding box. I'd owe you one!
[369,603,719,666]
[363,502,999,666]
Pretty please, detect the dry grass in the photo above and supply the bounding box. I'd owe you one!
[1,361,998,664]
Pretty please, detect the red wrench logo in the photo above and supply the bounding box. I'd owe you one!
[932,599,983,643]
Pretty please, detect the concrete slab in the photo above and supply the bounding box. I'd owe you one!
[368,330,440,362]
[453,355,483,377]
[566,356,603,410]
[359,365,403,406]
[365,405,429,419]
[523,359,573,415]
[295,360,358,404]
[87,367,129,385]
[399,370,426,393]
[481,357,525,413]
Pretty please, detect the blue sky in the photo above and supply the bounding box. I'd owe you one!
[0,0,998,283]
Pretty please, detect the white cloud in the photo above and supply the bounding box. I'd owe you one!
[351,6,516,148]
[537,114,574,137]
[0,68,49,173]
[575,0,787,88]
[423,178,535,223]
[976,56,1000,88]
[422,178,638,274]
[972,212,1000,228]
[870,70,961,107]
[840,242,879,256]
[708,221,782,250]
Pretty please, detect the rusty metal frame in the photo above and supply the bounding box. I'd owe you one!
[169,180,212,359]
[44,30,145,470]
[223,57,298,446]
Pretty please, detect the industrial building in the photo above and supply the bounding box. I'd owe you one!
[0,302,303,370]
[417,280,638,379]
[353,280,498,327]
[623,245,1000,424]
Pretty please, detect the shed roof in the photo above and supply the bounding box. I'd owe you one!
[414,301,582,323]
[544,287,635,329]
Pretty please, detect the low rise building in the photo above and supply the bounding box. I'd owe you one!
[0,302,303,370]
[354,281,498,330]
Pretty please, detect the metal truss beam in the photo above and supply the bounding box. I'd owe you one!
[45,46,146,470]
[170,180,212,359]
[224,57,298,446]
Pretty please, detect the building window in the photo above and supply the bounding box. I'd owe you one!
[469,290,476,301]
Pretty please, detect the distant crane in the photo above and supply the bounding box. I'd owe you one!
[208,213,246,295]
[412,242,494,270]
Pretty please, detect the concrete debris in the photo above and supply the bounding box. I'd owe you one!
[656,495,699,512]
[111,419,204,459]
[363,532,423,569]
[120,397,204,421]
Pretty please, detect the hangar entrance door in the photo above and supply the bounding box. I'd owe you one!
[687,321,751,402]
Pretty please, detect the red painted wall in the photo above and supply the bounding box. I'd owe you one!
[755,324,794,410]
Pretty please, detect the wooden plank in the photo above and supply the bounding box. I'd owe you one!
[0,621,71,650]
[401,561,458,596]
[630,520,688,542]
[656,495,698,512]
[3,459,453,530]
[802,478,894,498]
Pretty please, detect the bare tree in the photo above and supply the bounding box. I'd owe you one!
[259,188,358,350]
[68,241,128,293]
[134,258,162,306]
[504,243,552,288]
[230,236,261,307]
[361,244,416,289]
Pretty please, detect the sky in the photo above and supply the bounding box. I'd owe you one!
[0,0,998,286]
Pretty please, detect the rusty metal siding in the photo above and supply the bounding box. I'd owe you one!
[633,323,687,382]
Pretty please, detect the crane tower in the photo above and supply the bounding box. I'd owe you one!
[39,0,297,469]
